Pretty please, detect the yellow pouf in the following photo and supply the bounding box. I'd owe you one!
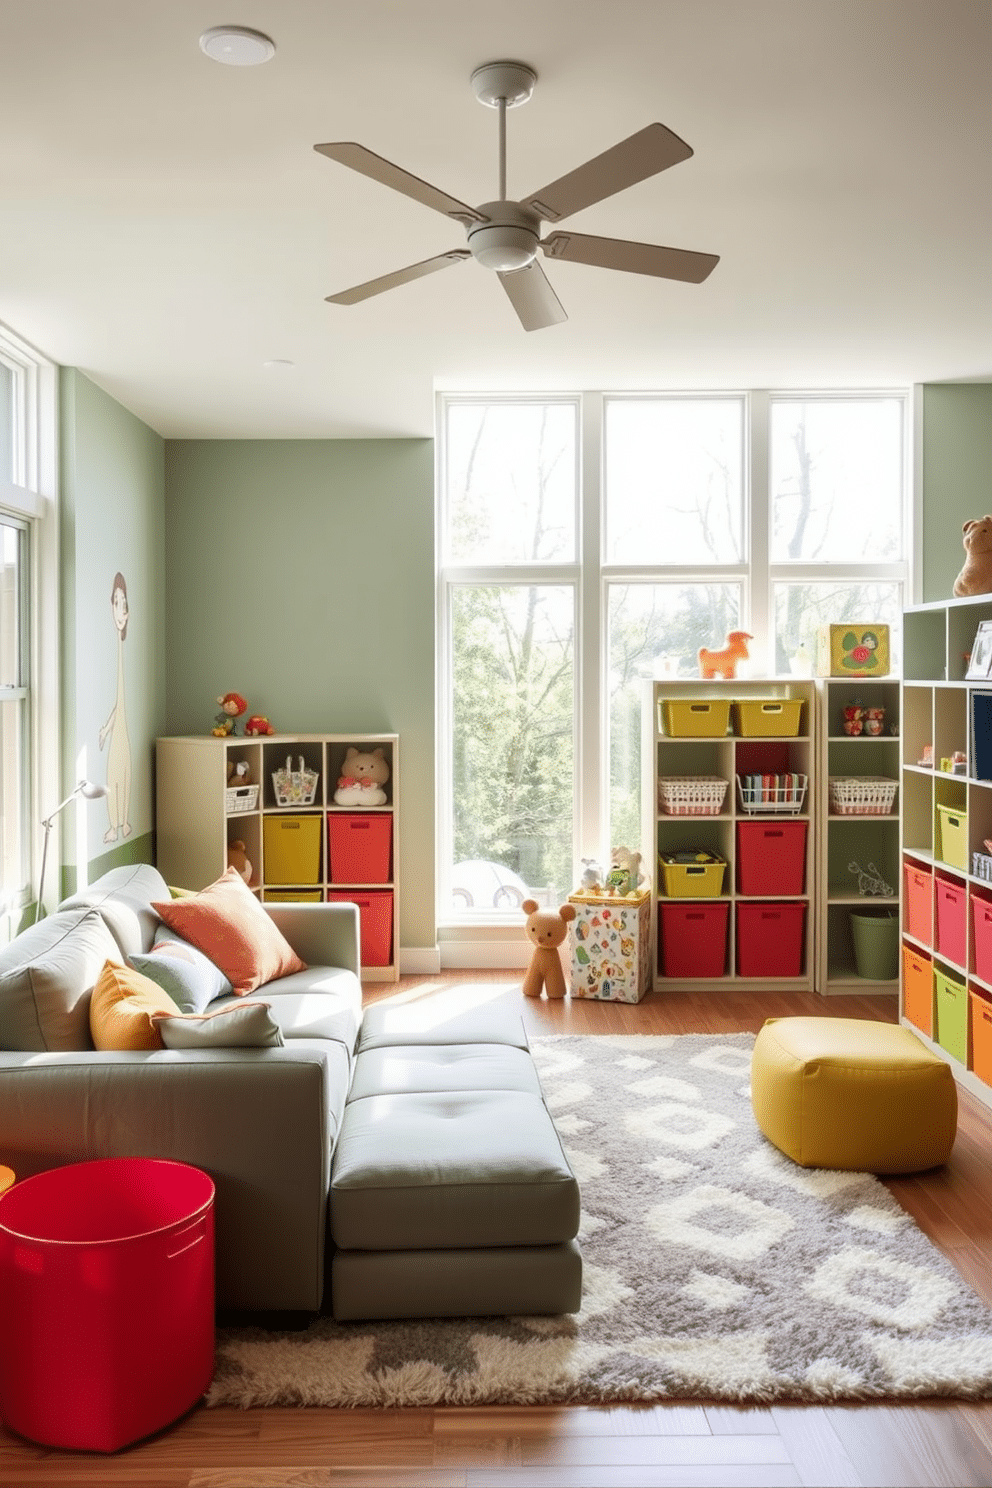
[751,1017,958,1173]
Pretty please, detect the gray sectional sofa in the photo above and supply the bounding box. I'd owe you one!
[0,864,581,1319]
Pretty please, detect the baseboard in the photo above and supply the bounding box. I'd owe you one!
[439,940,531,970]
[398,945,442,974]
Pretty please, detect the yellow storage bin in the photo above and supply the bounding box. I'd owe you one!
[936,804,968,871]
[658,698,731,737]
[732,699,804,737]
[658,851,727,898]
[262,814,322,885]
[262,889,322,902]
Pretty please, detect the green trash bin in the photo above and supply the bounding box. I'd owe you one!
[850,907,899,981]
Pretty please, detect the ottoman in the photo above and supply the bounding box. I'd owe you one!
[329,1002,582,1320]
[751,1017,958,1172]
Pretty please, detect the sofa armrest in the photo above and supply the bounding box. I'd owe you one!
[263,901,361,980]
[0,1045,348,1312]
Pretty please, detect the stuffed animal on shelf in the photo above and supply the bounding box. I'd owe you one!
[213,692,248,736]
[605,845,644,897]
[698,630,752,680]
[334,746,390,806]
[579,857,603,892]
[226,839,252,884]
[244,715,275,736]
[954,517,992,597]
[226,759,252,787]
[521,899,577,1000]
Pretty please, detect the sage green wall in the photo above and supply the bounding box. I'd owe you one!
[920,383,992,602]
[59,370,166,894]
[163,439,435,950]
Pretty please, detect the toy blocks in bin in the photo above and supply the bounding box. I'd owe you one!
[815,623,890,677]
[568,889,650,1002]
[658,851,726,898]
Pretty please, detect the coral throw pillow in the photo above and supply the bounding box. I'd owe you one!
[90,959,183,1051]
[151,867,306,996]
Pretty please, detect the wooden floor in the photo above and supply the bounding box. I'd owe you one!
[4,974,992,1488]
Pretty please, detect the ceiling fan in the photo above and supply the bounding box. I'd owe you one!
[314,60,719,332]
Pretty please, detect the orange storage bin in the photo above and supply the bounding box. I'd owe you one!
[658,901,729,978]
[736,902,806,977]
[903,862,933,944]
[328,813,392,883]
[902,942,933,1036]
[972,890,992,984]
[327,889,393,967]
[971,988,992,1086]
[736,821,807,896]
[935,874,967,968]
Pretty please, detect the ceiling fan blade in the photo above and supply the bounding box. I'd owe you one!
[497,261,568,332]
[542,230,719,283]
[522,123,694,223]
[326,250,470,305]
[314,142,487,226]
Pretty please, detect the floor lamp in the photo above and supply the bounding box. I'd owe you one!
[35,779,109,924]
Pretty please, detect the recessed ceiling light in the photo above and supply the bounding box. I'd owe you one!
[199,26,276,66]
[263,358,295,369]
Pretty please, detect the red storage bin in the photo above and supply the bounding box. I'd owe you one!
[972,891,992,984]
[0,1158,214,1452]
[971,987,992,1086]
[736,902,806,977]
[736,821,807,896]
[327,889,394,966]
[903,862,933,944]
[658,900,729,978]
[902,942,933,1036]
[935,874,967,968]
[328,812,392,884]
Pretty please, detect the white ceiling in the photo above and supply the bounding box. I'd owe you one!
[1,0,990,440]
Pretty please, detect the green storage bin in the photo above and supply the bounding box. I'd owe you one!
[263,814,322,884]
[934,967,968,1064]
[850,908,899,981]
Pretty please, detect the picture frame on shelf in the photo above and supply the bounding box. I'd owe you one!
[966,621,992,679]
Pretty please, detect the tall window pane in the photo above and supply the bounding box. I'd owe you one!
[450,584,574,913]
[604,398,744,565]
[444,401,577,565]
[608,583,742,849]
[770,398,904,563]
[774,581,903,675]
[0,517,28,908]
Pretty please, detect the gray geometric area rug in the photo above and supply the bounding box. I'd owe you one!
[207,1033,992,1408]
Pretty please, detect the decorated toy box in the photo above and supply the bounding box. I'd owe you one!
[815,624,890,677]
[568,889,651,1002]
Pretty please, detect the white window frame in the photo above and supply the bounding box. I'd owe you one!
[0,322,59,922]
[436,389,912,958]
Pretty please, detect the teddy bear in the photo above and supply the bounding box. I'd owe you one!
[605,845,644,896]
[521,898,577,1000]
[334,746,390,806]
[954,517,992,597]
[226,839,252,884]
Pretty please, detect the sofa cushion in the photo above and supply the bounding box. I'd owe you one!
[152,1002,285,1049]
[208,987,362,1054]
[347,1043,544,1101]
[357,1001,530,1052]
[130,931,233,1014]
[59,863,172,959]
[90,959,182,1051]
[151,868,306,995]
[330,1089,581,1251]
[0,908,121,1051]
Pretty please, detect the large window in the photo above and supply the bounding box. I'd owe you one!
[438,392,909,935]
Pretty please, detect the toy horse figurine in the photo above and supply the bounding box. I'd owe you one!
[698,631,752,680]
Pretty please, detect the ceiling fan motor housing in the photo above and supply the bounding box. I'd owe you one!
[467,200,541,271]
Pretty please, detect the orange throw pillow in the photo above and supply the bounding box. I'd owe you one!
[151,867,306,996]
[90,959,183,1051]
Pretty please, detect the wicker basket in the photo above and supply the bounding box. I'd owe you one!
[828,776,898,816]
[224,784,259,814]
[736,774,808,814]
[272,757,319,808]
[658,776,729,816]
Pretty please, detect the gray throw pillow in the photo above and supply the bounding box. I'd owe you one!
[129,931,232,1014]
[151,1001,284,1049]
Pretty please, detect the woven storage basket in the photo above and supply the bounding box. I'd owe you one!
[735,774,808,815]
[224,784,259,813]
[828,777,898,816]
[657,777,729,816]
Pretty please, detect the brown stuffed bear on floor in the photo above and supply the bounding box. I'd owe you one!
[954,516,992,597]
[522,899,577,1000]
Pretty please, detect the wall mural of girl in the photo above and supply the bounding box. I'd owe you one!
[99,571,132,842]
